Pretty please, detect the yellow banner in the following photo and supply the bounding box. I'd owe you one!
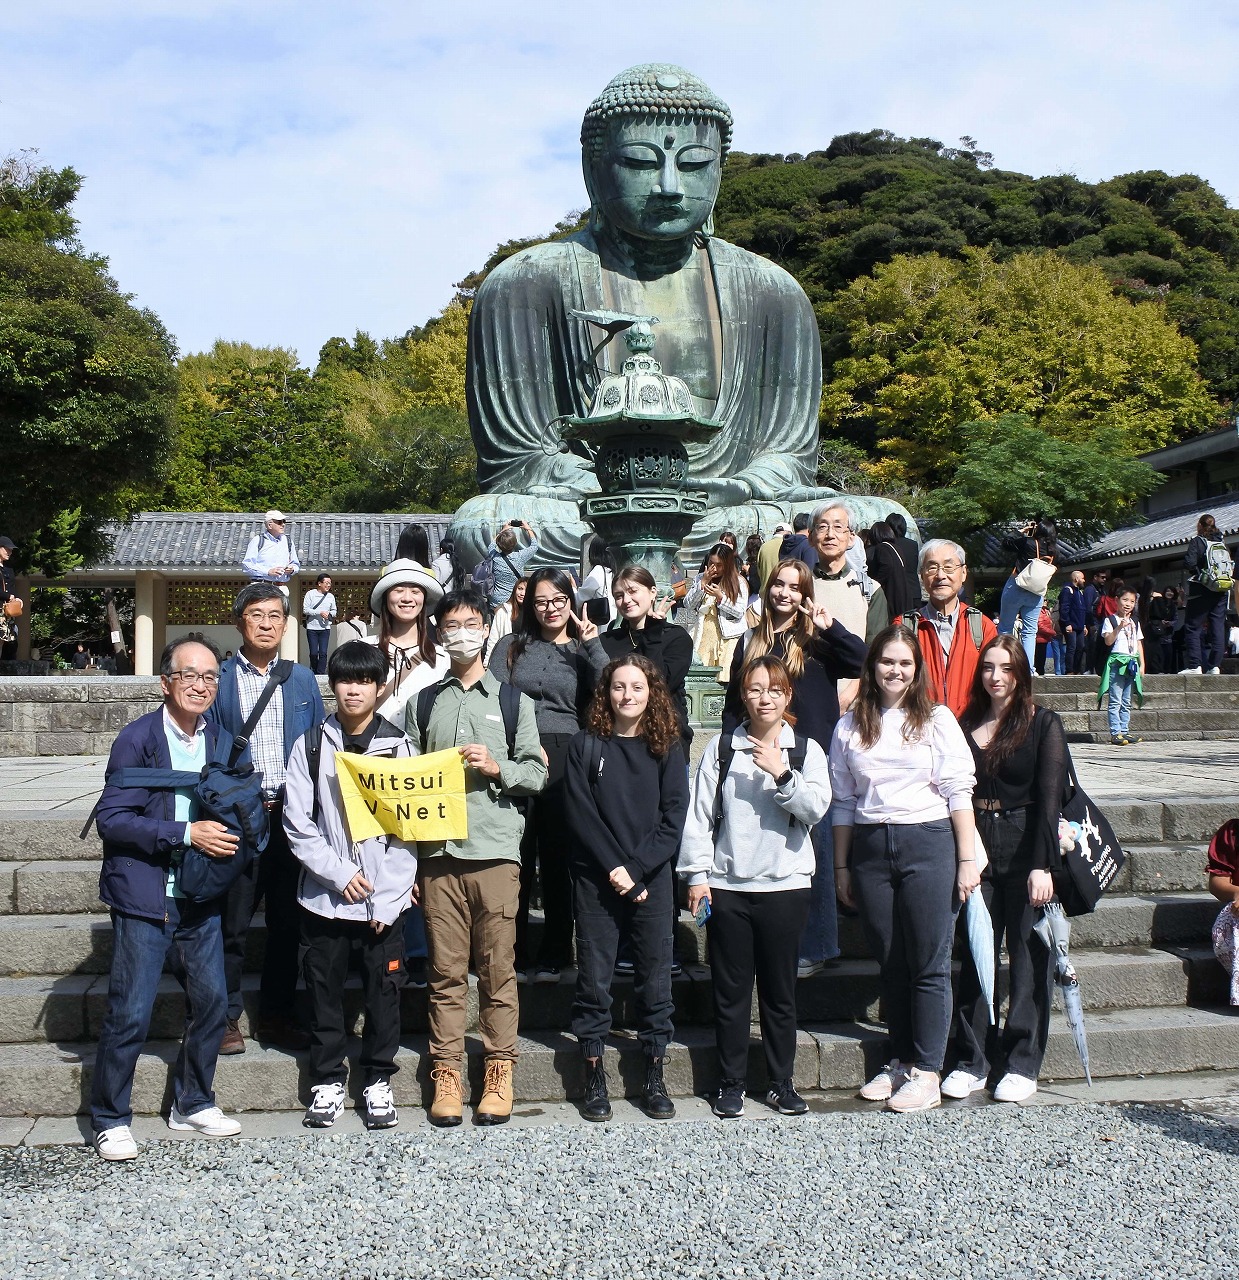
[334,749,468,843]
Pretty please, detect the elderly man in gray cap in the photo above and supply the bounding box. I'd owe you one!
[241,511,300,587]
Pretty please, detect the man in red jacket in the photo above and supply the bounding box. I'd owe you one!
[893,539,997,718]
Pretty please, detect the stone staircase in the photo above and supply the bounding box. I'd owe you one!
[0,791,1235,1117]
[1034,672,1239,743]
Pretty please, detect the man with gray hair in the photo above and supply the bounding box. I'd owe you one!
[208,582,324,1053]
[809,502,889,654]
[891,538,997,718]
[241,511,300,587]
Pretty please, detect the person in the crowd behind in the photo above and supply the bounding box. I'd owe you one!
[1081,568,1108,675]
[1206,819,1239,1007]
[367,558,447,727]
[893,540,998,719]
[481,520,541,610]
[866,520,914,619]
[431,535,462,596]
[1059,570,1088,674]
[408,587,548,1127]
[90,637,243,1160]
[779,512,819,574]
[71,643,90,670]
[756,522,793,593]
[682,655,832,1119]
[1142,577,1175,676]
[0,534,20,661]
[830,625,979,1114]
[564,655,689,1121]
[1182,513,1233,675]
[721,559,866,977]
[395,524,431,564]
[283,641,418,1131]
[942,635,1066,1104]
[682,542,748,674]
[1099,586,1144,746]
[1164,585,1185,674]
[302,573,337,676]
[1033,601,1059,676]
[741,532,765,603]
[886,512,922,610]
[489,567,608,981]
[209,584,324,1054]
[998,517,1058,670]
[485,574,526,663]
[241,511,299,587]
[576,536,617,628]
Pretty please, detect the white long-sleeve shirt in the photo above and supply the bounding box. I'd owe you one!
[241,531,299,582]
[680,723,832,893]
[829,704,975,827]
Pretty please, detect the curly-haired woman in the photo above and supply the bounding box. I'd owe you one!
[563,655,689,1122]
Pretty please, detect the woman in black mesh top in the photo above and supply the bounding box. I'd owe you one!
[943,634,1068,1105]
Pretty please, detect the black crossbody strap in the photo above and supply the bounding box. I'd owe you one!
[227,659,294,767]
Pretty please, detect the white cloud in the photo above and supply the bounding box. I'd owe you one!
[3,0,1238,362]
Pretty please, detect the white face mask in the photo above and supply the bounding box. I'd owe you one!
[441,627,487,660]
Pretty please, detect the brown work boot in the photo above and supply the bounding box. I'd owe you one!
[474,1058,513,1126]
[428,1064,463,1128]
[219,1018,245,1056]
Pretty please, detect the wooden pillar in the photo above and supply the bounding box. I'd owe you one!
[14,575,31,659]
[134,571,155,676]
[281,578,302,663]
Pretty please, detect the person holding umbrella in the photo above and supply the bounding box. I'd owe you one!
[944,635,1068,1104]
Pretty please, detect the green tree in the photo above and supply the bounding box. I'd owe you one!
[0,154,177,568]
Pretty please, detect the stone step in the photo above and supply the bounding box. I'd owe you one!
[7,1004,1239,1116]
[1035,675,1239,691]
[1035,689,1239,712]
[1067,730,1239,744]
[0,944,1216,1045]
[0,816,100,862]
[1057,709,1239,735]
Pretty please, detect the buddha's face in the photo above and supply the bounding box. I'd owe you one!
[588,116,722,242]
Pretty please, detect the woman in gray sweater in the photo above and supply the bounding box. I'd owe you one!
[489,568,608,980]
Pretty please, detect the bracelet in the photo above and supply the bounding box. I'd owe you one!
[957,858,975,864]
[833,865,848,872]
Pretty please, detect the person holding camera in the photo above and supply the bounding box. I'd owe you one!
[480,520,541,609]
[999,518,1058,670]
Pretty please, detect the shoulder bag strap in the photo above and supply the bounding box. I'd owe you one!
[227,659,294,767]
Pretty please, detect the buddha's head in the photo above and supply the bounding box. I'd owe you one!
[581,64,733,244]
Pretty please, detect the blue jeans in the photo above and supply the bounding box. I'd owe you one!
[798,820,841,965]
[307,629,330,675]
[1107,667,1136,738]
[1049,637,1066,675]
[403,902,427,961]
[999,577,1043,669]
[90,896,228,1134]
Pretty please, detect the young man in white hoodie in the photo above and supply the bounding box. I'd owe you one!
[283,641,418,1130]
[680,654,832,1120]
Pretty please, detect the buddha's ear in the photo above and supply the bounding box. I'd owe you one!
[700,212,715,239]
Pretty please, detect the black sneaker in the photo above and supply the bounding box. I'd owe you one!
[533,965,561,984]
[765,1079,808,1115]
[712,1080,745,1119]
[670,959,683,978]
[614,958,635,977]
[362,1078,398,1129]
[641,1056,676,1120]
[581,1059,611,1122]
[303,1081,346,1128]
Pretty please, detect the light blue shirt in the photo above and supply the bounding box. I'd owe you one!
[242,530,299,582]
[162,708,207,898]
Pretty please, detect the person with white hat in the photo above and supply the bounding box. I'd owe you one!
[241,511,300,586]
[367,558,448,725]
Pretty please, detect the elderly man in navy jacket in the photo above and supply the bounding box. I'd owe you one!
[90,637,243,1160]
[209,582,324,1053]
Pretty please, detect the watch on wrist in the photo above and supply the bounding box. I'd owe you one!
[775,768,794,787]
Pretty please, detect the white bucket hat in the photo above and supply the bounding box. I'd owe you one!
[369,558,444,617]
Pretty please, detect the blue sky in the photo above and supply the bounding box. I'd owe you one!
[4,1,1238,364]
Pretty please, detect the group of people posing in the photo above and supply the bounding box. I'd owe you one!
[87,500,1094,1159]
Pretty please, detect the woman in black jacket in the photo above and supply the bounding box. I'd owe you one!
[866,521,913,619]
[943,634,1068,1105]
[564,655,689,1122]
[1183,513,1231,674]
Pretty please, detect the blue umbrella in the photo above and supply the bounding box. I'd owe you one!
[965,890,997,1026]
[1034,901,1092,1086]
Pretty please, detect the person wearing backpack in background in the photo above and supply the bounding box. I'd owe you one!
[472,519,540,610]
[283,641,418,1131]
[893,539,997,719]
[1059,570,1088,674]
[681,655,832,1120]
[1182,514,1235,675]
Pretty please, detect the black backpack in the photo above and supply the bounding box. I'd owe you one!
[712,730,809,843]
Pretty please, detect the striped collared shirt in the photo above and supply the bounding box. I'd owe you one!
[235,651,286,789]
[921,602,959,658]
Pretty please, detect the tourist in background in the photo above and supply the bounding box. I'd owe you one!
[998,517,1058,670]
[1143,578,1175,675]
[1099,586,1144,746]
[565,655,688,1121]
[682,541,748,675]
[830,625,978,1114]
[866,520,914,619]
[756,522,793,592]
[1182,513,1233,674]
[1082,568,1108,674]
[480,520,541,610]
[576,536,617,628]
[741,532,765,603]
[489,567,608,981]
[485,575,526,663]
[886,513,922,610]
[302,573,337,676]
[721,559,865,977]
[682,655,832,1119]
[430,535,462,596]
[944,635,1066,1105]
[0,535,18,662]
[1059,570,1088,674]
[241,511,299,588]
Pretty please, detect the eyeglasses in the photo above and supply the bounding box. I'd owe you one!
[814,522,850,535]
[438,622,483,637]
[533,596,570,611]
[921,561,963,575]
[168,670,219,688]
[242,611,287,624]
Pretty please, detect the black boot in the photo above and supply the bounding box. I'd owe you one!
[641,1055,676,1120]
[581,1058,612,1122]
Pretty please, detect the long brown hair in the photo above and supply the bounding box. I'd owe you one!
[376,586,436,669]
[585,655,680,758]
[744,558,815,679]
[737,654,798,728]
[852,624,935,749]
[703,542,744,606]
[959,635,1036,772]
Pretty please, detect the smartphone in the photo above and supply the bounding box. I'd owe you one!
[694,896,712,928]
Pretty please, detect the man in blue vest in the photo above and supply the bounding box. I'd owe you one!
[209,583,324,1053]
[91,637,243,1159]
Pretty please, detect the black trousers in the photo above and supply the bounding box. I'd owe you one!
[516,732,575,968]
[952,809,1053,1081]
[301,908,406,1085]
[571,864,674,1058]
[220,803,302,1022]
[707,887,809,1085]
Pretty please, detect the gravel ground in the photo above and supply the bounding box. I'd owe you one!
[1,1103,1233,1279]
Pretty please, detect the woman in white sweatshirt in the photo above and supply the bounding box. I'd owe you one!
[829,624,978,1115]
[681,654,832,1120]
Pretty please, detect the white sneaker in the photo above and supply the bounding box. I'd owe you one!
[859,1059,908,1101]
[993,1073,1038,1103]
[1178,666,1203,675]
[93,1125,138,1161]
[362,1079,399,1130]
[886,1068,942,1114]
[168,1103,241,1137]
[303,1081,348,1128]
[941,1068,988,1099]
[1207,666,1222,676]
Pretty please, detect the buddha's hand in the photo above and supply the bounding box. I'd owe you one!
[694,477,753,505]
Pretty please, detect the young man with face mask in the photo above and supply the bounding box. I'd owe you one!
[405,588,548,1128]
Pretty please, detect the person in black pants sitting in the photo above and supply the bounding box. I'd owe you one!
[564,655,688,1120]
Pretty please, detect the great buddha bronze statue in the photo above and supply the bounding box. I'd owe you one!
[448,63,911,566]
